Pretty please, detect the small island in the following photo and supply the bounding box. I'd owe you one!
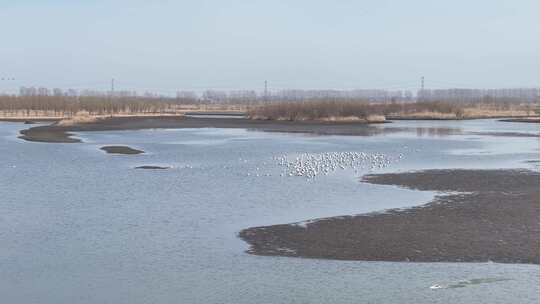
[100,146,144,155]
[135,165,170,170]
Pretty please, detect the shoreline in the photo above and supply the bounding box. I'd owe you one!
[2,111,537,123]
[239,169,540,264]
[500,118,540,123]
[0,117,62,123]
[16,116,392,143]
[15,116,540,143]
[9,114,540,144]
[388,114,540,121]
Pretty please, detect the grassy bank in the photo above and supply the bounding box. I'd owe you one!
[248,100,387,122]
[248,100,539,121]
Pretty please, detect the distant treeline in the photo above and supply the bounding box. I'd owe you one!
[0,95,176,116]
[190,88,540,104]
[12,86,540,106]
[419,88,540,103]
[1,92,539,118]
[194,89,414,104]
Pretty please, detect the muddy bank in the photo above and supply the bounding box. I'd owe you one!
[184,111,246,116]
[19,127,81,143]
[501,118,540,123]
[100,146,144,155]
[18,116,538,144]
[19,116,392,143]
[240,169,540,264]
[135,165,170,170]
[389,115,534,121]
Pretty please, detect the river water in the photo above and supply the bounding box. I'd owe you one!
[0,119,539,303]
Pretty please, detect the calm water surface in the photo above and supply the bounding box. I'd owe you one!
[0,119,539,304]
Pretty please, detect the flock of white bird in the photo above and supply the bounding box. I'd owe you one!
[274,151,404,179]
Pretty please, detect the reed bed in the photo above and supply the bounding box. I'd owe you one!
[248,100,539,121]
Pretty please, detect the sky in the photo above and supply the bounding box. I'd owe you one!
[1,0,540,94]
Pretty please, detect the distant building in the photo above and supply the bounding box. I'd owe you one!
[53,88,64,96]
[37,87,49,96]
[19,87,37,96]
[418,88,540,103]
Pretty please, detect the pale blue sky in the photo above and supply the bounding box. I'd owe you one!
[1,0,539,94]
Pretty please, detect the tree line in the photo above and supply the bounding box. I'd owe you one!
[1,93,538,118]
[248,100,539,121]
[0,95,178,116]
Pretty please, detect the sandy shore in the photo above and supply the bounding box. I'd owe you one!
[18,116,389,143]
[240,169,540,264]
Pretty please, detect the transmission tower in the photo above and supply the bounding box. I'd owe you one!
[419,76,425,101]
[264,80,268,102]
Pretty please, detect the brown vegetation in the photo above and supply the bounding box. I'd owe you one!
[0,95,249,119]
[1,94,538,121]
[248,100,386,121]
[0,95,175,117]
[248,100,539,121]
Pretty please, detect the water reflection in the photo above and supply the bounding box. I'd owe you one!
[414,127,462,137]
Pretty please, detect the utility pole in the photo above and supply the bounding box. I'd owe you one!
[419,76,425,102]
[264,80,268,102]
[111,78,115,95]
